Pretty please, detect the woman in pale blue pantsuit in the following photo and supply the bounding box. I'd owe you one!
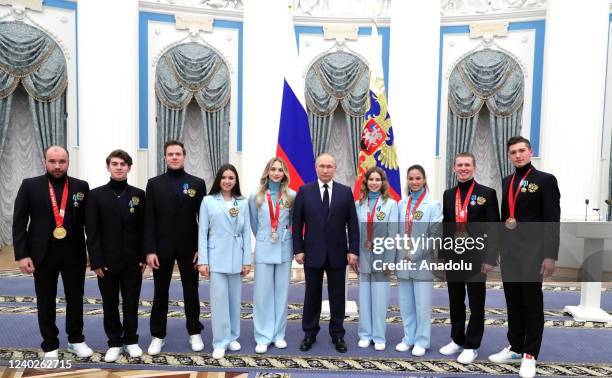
[248,157,295,354]
[198,164,251,360]
[396,165,442,357]
[355,167,398,351]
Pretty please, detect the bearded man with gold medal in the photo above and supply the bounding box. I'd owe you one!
[488,136,560,378]
[13,145,93,359]
[439,152,499,364]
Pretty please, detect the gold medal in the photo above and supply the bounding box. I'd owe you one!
[505,217,517,230]
[229,207,239,217]
[53,226,67,239]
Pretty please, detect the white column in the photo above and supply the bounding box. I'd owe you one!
[539,0,609,220]
[241,0,286,195]
[77,0,139,188]
[388,0,440,196]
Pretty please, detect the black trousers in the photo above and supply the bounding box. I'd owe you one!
[302,261,346,339]
[150,254,203,338]
[447,281,486,349]
[97,263,143,347]
[503,282,544,358]
[33,239,86,352]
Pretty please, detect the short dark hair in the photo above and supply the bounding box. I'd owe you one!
[209,164,242,197]
[163,140,186,155]
[507,136,531,150]
[454,152,476,166]
[43,145,69,160]
[106,149,133,166]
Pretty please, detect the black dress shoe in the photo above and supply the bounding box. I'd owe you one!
[299,337,315,351]
[332,337,347,353]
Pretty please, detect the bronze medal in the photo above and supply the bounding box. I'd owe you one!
[505,217,517,230]
[53,226,67,239]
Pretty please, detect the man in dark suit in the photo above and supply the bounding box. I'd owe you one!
[86,149,146,362]
[293,153,359,353]
[13,145,92,359]
[440,152,499,364]
[144,140,206,355]
[488,136,560,378]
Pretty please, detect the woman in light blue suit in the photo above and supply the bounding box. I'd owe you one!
[249,157,295,354]
[355,167,398,351]
[395,165,442,357]
[198,164,251,360]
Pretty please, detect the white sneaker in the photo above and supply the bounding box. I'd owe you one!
[395,342,411,352]
[147,337,165,355]
[519,354,537,378]
[358,339,371,348]
[439,341,463,356]
[212,348,226,359]
[104,347,122,362]
[374,343,386,351]
[255,344,268,354]
[228,340,241,351]
[411,345,426,357]
[457,349,478,364]
[189,335,204,352]
[43,349,59,360]
[67,342,93,358]
[274,339,287,349]
[125,344,143,358]
[488,346,522,364]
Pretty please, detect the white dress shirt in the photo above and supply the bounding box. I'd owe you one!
[318,179,333,205]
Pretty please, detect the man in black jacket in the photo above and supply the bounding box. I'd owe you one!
[488,136,561,378]
[440,152,500,364]
[13,145,93,359]
[86,150,146,362]
[144,140,206,355]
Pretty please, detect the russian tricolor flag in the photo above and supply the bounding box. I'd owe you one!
[276,11,316,191]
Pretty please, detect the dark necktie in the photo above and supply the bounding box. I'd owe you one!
[322,183,330,218]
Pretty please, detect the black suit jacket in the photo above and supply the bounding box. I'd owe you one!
[442,181,500,279]
[13,175,89,266]
[85,183,146,270]
[144,172,206,258]
[501,166,561,263]
[292,181,359,269]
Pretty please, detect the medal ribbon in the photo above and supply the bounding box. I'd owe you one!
[48,179,69,229]
[455,180,476,223]
[266,191,281,232]
[404,190,427,236]
[366,196,380,242]
[508,168,532,219]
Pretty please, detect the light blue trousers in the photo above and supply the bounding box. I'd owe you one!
[253,262,291,345]
[358,273,390,344]
[210,272,242,349]
[398,279,433,348]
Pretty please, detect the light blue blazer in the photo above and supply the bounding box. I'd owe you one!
[355,198,398,274]
[248,189,296,264]
[396,192,443,280]
[198,194,252,274]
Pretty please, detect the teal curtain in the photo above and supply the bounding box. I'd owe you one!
[155,42,230,174]
[305,51,369,176]
[446,49,524,187]
[0,21,67,156]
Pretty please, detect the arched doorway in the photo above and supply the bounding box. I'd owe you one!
[304,50,369,186]
[0,21,68,247]
[446,49,524,196]
[154,42,231,190]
